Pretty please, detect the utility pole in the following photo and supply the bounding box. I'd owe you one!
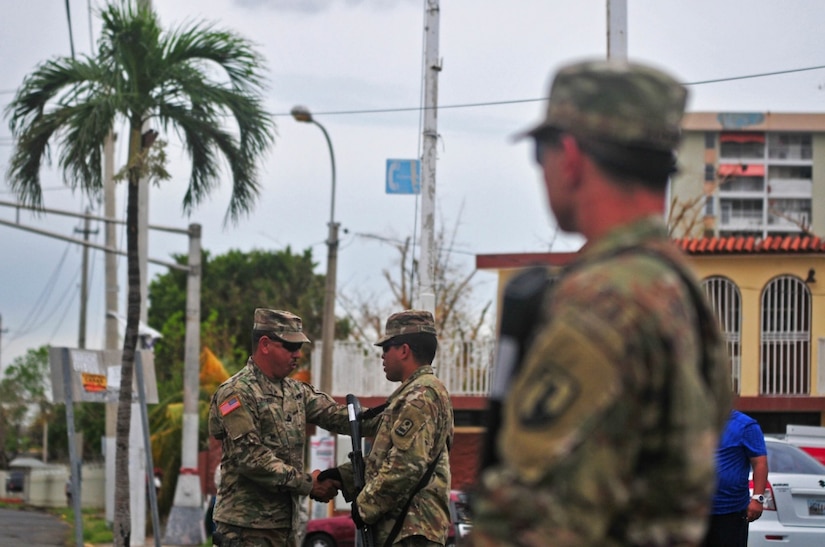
[103,128,120,529]
[607,0,628,60]
[163,223,205,546]
[75,208,98,349]
[0,314,8,371]
[104,132,119,350]
[418,0,441,317]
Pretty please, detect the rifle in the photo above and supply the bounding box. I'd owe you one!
[347,393,375,547]
[479,266,551,471]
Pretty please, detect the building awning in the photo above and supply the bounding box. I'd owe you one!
[720,132,766,143]
[718,163,765,177]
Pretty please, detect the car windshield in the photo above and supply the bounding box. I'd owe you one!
[766,441,825,474]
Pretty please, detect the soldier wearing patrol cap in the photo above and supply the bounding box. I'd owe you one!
[208,308,379,547]
[321,310,455,546]
[469,59,732,546]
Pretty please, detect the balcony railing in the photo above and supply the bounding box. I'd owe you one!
[311,338,496,397]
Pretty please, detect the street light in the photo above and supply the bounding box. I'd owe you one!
[291,105,338,395]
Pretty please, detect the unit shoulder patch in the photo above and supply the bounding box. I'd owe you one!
[395,418,414,437]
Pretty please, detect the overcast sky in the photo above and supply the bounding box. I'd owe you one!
[3,0,825,371]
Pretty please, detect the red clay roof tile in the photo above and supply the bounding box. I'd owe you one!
[674,235,825,255]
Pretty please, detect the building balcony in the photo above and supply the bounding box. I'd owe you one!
[719,213,764,231]
[767,178,812,196]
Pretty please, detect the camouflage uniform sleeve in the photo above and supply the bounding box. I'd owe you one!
[335,461,357,501]
[357,386,443,524]
[301,382,351,434]
[210,384,313,496]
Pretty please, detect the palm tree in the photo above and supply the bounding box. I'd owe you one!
[4,2,274,544]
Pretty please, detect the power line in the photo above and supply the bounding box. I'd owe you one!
[271,64,825,118]
[7,242,73,343]
[4,63,825,116]
[686,64,825,86]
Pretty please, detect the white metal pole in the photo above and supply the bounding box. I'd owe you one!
[418,0,440,316]
[164,223,206,545]
[607,0,628,60]
[290,106,338,395]
[104,132,119,350]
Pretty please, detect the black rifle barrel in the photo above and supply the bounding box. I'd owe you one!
[346,393,375,547]
[479,266,550,471]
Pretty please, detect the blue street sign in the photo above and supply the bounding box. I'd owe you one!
[386,159,421,194]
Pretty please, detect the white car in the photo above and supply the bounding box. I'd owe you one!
[748,438,825,546]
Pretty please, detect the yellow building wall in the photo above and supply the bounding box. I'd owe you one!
[688,254,825,397]
[489,253,825,399]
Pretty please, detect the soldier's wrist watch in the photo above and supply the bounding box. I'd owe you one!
[751,493,766,504]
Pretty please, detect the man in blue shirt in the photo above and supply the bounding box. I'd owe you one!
[704,409,768,547]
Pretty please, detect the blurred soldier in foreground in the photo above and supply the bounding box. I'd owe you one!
[321,310,455,546]
[209,308,375,547]
[469,59,732,546]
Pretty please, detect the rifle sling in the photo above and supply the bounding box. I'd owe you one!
[361,402,389,420]
[382,442,448,547]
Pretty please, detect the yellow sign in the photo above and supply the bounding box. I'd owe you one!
[81,372,107,392]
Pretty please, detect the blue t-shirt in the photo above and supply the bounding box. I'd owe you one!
[710,410,767,514]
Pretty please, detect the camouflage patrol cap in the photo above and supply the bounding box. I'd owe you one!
[374,310,437,346]
[518,59,688,151]
[252,308,311,344]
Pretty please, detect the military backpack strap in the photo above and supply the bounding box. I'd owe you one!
[625,246,722,389]
[558,243,721,389]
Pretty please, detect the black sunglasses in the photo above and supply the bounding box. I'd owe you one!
[381,341,407,355]
[281,341,303,353]
[267,336,303,353]
[533,129,564,165]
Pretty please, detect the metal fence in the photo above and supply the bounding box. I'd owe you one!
[760,275,812,395]
[312,338,496,397]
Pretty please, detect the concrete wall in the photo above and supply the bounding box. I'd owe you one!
[1,464,105,509]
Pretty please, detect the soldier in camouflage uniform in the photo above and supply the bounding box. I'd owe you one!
[209,309,368,547]
[469,60,733,546]
[322,310,454,546]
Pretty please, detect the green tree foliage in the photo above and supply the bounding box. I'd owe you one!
[0,346,106,467]
[0,346,51,466]
[4,2,274,542]
[149,247,343,384]
[145,246,350,516]
[46,404,106,463]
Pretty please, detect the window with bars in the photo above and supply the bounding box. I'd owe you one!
[760,276,812,395]
[702,276,742,393]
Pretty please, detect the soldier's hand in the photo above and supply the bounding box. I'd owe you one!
[310,469,340,502]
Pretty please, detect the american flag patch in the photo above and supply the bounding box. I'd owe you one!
[219,396,241,416]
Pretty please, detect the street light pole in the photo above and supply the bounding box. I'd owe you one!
[291,105,338,395]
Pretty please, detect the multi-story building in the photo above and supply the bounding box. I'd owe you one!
[475,112,825,439]
[671,112,825,238]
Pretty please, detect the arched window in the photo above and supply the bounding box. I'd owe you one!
[760,276,812,394]
[702,276,742,393]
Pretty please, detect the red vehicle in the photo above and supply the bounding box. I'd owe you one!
[303,490,472,547]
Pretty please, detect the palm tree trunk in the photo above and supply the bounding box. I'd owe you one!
[113,129,144,546]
